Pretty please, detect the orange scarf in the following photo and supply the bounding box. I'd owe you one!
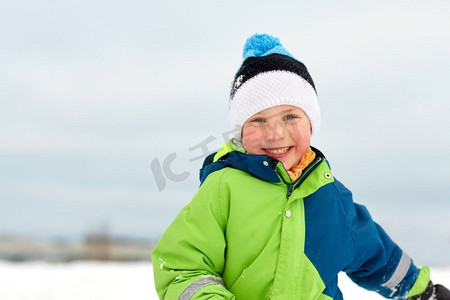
[287,147,316,182]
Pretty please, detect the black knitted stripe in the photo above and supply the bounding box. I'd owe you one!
[230,53,316,99]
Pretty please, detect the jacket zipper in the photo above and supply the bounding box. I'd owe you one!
[277,157,323,199]
[294,157,323,189]
[286,183,294,199]
[275,165,294,199]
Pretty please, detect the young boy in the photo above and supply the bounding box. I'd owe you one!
[152,34,450,299]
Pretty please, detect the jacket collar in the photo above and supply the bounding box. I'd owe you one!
[199,139,327,186]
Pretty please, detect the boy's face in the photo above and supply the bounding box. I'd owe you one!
[242,105,312,171]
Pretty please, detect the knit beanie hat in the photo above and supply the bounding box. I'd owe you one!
[229,33,321,136]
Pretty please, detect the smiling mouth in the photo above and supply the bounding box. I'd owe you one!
[264,146,291,155]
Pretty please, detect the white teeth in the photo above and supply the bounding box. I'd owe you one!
[265,147,290,154]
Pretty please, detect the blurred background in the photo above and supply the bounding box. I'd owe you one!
[1,0,450,266]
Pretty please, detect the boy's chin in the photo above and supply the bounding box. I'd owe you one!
[280,161,295,170]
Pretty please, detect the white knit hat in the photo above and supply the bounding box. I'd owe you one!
[229,34,321,136]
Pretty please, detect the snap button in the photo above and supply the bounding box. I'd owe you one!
[324,172,332,179]
[263,161,269,166]
[285,210,291,218]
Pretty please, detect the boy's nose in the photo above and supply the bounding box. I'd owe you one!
[264,120,287,141]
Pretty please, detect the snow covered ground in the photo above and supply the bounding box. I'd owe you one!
[0,261,449,300]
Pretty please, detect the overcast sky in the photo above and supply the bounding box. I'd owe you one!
[1,1,450,264]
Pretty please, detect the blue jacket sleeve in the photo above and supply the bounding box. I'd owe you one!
[338,182,422,298]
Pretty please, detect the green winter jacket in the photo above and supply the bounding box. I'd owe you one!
[151,143,428,299]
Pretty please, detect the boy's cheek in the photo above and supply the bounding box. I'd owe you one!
[244,138,263,154]
[242,128,259,142]
[242,130,264,153]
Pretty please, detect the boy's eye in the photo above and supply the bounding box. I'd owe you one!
[251,117,265,123]
[283,114,297,121]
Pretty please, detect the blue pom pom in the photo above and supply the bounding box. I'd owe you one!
[242,33,294,60]
[243,34,281,57]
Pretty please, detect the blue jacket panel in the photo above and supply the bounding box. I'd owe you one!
[303,179,419,298]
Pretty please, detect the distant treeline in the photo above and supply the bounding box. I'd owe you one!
[0,235,155,262]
